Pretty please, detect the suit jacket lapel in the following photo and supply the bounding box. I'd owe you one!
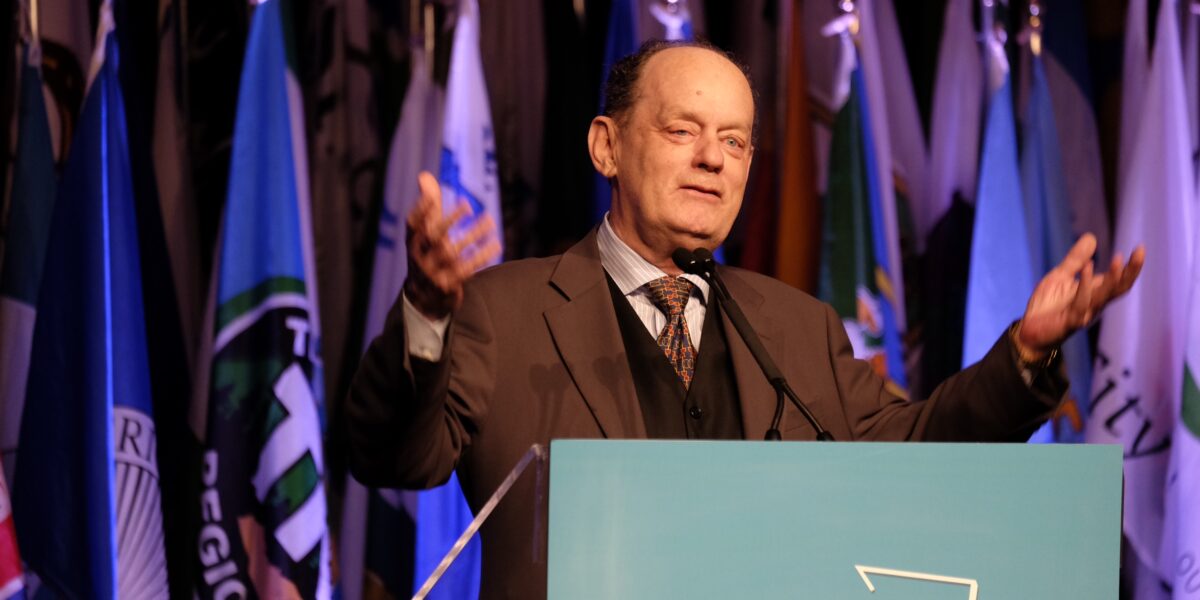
[544,231,647,439]
[719,269,780,441]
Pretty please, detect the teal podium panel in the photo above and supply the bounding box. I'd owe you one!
[547,440,1121,599]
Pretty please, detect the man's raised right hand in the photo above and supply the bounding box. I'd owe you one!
[404,171,501,320]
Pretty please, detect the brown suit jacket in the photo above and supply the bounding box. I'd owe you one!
[346,230,1060,599]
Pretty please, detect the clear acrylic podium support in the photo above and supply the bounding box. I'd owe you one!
[411,444,547,600]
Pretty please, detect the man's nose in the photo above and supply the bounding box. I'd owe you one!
[694,133,724,173]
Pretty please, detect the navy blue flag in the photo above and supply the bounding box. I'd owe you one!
[12,8,169,598]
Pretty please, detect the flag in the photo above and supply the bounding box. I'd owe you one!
[593,0,695,222]
[11,5,169,597]
[1086,2,1195,598]
[0,464,23,600]
[962,32,1035,368]
[151,0,202,373]
[923,0,982,246]
[768,0,819,292]
[1118,0,1150,207]
[852,0,907,335]
[1040,0,1111,268]
[0,42,57,482]
[917,0,983,396]
[1164,221,1200,599]
[410,1,500,596]
[193,0,331,597]
[339,47,442,600]
[1020,47,1091,443]
[818,26,907,394]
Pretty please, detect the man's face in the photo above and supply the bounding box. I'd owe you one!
[606,47,755,260]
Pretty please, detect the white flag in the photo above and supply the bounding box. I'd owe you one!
[1086,3,1195,598]
[923,0,982,246]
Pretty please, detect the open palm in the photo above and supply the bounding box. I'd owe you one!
[1017,233,1145,355]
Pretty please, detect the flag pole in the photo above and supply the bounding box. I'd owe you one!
[1028,0,1042,56]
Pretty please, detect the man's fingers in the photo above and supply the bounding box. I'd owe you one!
[1071,259,1093,326]
[1118,245,1146,294]
[1057,233,1098,274]
[454,214,497,255]
[458,239,503,276]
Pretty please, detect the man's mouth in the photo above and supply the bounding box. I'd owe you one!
[681,184,721,199]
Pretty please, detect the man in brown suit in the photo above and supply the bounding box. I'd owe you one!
[346,41,1144,599]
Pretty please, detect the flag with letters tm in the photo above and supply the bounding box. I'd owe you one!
[193,0,330,597]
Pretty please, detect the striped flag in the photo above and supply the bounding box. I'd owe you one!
[192,0,331,597]
[1086,1,1195,598]
[0,42,57,482]
[12,5,169,597]
[0,464,23,600]
[339,47,443,600]
[818,23,907,393]
[962,29,1034,368]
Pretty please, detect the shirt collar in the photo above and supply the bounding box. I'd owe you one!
[597,213,710,302]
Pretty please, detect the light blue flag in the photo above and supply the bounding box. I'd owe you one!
[194,0,331,597]
[1021,53,1091,444]
[0,42,58,483]
[962,46,1036,368]
[415,0,497,597]
[12,7,169,598]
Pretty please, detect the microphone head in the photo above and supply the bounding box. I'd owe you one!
[672,248,700,274]
[693,247,716,270]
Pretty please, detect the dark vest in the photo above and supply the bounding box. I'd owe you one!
[606,275,744,439]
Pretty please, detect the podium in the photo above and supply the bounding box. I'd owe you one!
[547,440,1121,599]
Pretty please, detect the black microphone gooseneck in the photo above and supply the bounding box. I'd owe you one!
[672,248,834,442]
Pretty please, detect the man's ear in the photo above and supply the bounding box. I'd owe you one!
[587,116,619,179]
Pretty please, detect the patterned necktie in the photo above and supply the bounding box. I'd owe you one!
[647,276,696,389]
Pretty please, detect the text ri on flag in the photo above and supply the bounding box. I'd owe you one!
[12,4,169,598]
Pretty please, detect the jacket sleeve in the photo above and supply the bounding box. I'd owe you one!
[824,304,1064,442]
[344,285,496,488]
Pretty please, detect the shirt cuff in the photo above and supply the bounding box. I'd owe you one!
[402,293,450,361]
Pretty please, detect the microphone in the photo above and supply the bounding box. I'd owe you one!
[673,248,834,442]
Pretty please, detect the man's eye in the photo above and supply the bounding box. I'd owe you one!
[672,129,691,136]
[724,137,743,148]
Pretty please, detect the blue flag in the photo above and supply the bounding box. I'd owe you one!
[593,0,694,222]
[962,44,1035,369]
[413,1,497,596]
[193,0,331,597]
[1021,53,1090,443]
[11,8,169,598]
